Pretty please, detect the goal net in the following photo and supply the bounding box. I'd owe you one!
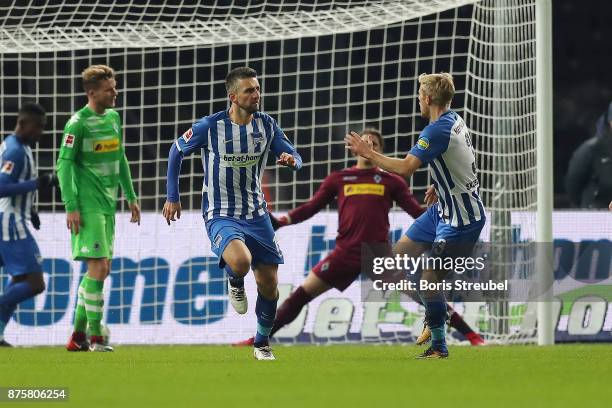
[0,0,539,345]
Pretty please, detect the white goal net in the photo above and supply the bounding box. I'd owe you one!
[0,0,538,345]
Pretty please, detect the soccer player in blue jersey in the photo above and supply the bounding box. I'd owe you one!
[0,103,58,346]
[346,73,486,359]
[163,67,302,360]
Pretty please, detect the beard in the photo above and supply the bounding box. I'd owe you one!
[237,100,259,114]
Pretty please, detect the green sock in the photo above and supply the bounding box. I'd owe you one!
[84,277,105,336]
[74,276,88,333]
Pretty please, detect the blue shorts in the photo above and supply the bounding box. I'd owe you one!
[0,235,43,276]
[205,214,284,269]
[406,204,485,246]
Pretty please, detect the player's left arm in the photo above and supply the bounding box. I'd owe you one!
[270,120,302,170]
[392,178,426,219]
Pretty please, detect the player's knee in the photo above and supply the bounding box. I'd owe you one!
[227,256,251,277]
[32,280,46,295]
[88,259,110,280]
[27,273,46,295]
[255,272,278,293]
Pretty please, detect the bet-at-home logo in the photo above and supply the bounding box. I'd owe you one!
[222,153,259,168]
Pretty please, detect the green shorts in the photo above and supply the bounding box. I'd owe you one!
[71,212,115,260]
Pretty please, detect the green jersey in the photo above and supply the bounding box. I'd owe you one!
[57,105,137,214]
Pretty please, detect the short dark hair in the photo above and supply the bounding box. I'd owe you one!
[18,102,46,122]
[225,66,258,93]
[362,127,384,151]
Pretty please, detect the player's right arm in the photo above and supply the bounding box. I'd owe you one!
[270,174,337,230]
[163,120,208,225]
[56,118,84,234]
[345,126,449,178]
[345,130,423,178]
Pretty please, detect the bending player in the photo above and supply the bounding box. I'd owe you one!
[58,65,141,352]
[0,103,58,347]
[346,73,486,359]
[235,129,483,346]
[163,67,302,361]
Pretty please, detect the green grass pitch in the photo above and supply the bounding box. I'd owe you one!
[2,344,611,407]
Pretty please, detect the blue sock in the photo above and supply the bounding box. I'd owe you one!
[424,299,448,352]
[225,265,244,288]
[431,326,447,352]
[0,280,34,337]
[254,291,278,346]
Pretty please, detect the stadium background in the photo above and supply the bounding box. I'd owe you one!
[1,0,609,210]
[0,0,610,346]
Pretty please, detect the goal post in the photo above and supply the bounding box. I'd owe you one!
[0,0,550,345]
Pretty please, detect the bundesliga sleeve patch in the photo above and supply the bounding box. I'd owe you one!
[416,137,430,150]
[182,128,193,143]
[1,161,14,174]
[63,134,75,148]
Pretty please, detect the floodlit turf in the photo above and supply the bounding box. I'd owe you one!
[1,344,611,407]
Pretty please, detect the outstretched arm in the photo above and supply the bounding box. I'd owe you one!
[345,131,422,178]
[269,175,337,230]
[392,179,426,219]
[286,175,337,225]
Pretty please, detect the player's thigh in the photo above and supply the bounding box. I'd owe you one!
[242,215,283,267]
[11,271,46,294]
[104,214,116,260]
[433,219,485,260]
[311,251,360,292]
[394,234,430,258]
[72,212,112,261]
[222,239,252,274]
[404,204,439,246]
[301,270,332,298]
[0,236,43,278]
[206,217,250,271]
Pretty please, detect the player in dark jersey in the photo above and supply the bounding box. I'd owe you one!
[235,129,483,345]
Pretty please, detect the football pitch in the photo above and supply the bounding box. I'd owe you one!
[1,344,610,407]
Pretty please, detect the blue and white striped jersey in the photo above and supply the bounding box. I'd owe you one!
[0,134,37,241]
[174,110,302,221]
[409,110,485,227]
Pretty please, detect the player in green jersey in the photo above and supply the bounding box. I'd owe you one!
[57,65,140,352]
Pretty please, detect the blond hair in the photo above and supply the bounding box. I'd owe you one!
[82,65,115,91]
[418,72,455,106]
